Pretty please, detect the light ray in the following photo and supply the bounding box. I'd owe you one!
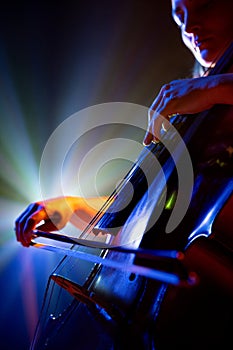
[0,46,41,202]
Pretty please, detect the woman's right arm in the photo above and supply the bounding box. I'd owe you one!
[15,196,107,247]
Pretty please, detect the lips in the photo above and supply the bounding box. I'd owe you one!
[194,37,211,48]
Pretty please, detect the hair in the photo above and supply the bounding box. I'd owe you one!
[192,60,206,77]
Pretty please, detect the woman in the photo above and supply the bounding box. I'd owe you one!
[15,0,233,247]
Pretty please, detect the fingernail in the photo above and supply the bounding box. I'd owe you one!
[143,138,152,146]
[143,133,152,146]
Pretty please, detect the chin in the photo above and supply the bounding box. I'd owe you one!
[196,43,232,68]
[194,50,220,68]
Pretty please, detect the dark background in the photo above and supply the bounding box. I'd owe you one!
[0,1,194,349]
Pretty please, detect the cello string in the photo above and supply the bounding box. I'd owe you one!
[34,41,233,344]
[79,43,233,242]
[77,142,159,240]
[66,42,233,245]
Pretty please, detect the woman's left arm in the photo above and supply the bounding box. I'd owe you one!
[143,73,233,145]
[215,73,233,104]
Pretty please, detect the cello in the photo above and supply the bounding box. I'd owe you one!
[29,42,233,349]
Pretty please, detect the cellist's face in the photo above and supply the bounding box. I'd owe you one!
[171,0,233,67]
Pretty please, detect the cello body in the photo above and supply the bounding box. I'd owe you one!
[30,45,233,349]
